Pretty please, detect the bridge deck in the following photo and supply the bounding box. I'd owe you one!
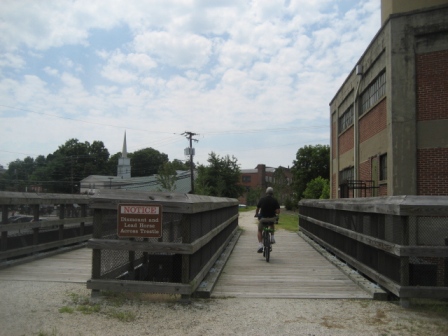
[0,211,371,299]
[211,211,370,299]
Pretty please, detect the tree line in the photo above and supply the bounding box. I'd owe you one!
[0,138,189,194]
[0,138,330,206]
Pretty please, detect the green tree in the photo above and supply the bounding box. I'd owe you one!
[170,159,190,171]
[291,144,330,201]
[156,162,177,192]
[303,177,330,199]
[129,148,168,177]
[5,138,111,194]
[246,186,262,206]
[194,152,245,198]
[271,166,291,205]
[4,157,36,191]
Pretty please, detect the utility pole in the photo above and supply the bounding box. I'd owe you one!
[182,132,198,194]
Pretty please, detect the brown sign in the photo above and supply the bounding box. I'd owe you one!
[117,203,163,238]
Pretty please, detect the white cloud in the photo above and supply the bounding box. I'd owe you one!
[0,53,25,70]
[99,51,157,83]
[43,67,59,76]
[133,31,212,69]
[0,0,381,169]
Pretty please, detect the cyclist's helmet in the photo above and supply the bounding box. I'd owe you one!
[266,187,274,195]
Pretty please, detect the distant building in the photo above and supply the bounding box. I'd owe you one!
[330,0,448,198]
[239,164,292,205]
[117,132,131,179]
[80,133,194,194]
[80,171,194,194]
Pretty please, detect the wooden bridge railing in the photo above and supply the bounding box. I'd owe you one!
[299,196,448,306]
[86,189,239,299]
[0,191,93,268]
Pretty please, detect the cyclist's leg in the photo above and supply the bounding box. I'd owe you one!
[257,221,263,253]
[269,223,276,243]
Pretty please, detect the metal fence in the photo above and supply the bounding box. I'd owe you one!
[0,191,93,268]
[298,196,448,305]
[86,190,239,298]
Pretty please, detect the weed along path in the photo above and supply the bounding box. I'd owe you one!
[212,210,371,299]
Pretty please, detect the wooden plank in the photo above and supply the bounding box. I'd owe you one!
[0,247,92,283]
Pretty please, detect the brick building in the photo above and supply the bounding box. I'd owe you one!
[239,164,292,205]
[330,0,448,198]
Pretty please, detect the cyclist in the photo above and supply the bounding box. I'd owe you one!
[254,187,280,253]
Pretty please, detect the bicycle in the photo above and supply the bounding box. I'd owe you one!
[259,217,276,262]
[261,225,274,262]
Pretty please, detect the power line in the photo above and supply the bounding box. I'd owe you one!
[0,104,327,136]
[0,104,177,135]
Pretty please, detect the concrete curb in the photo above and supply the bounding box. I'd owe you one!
[298,231,389,301]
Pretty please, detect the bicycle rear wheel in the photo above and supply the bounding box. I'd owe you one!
[264,231,270,262]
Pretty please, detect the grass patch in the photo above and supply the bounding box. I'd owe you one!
[105,308,137,322]
[278,212,299,232]
[58,306,74,314]
[239,206,256,212]
[76,304,101,314]
[37,329,57,336]
[68,292,90,306]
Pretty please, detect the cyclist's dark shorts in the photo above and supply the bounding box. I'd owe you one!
[258,217,276,231]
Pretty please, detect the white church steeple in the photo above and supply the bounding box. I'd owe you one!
[117,131,131,178]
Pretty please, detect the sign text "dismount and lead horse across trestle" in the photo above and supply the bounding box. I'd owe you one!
[117,204,163,238]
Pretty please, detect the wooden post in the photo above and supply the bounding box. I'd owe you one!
[59,204,65,241]
[181,214,192,302]
[1,205,8,253]
[91,208,103,297]
[32,204,40,248]
[1,205,8,224]
[128,238,135,280]
[80,204,87,236]
[399,215,410,308]
[444,237,448,287]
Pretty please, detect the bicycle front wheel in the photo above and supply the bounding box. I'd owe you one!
[264,232,270,262]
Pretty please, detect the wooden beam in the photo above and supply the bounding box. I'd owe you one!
[86,279,191,295]
[299,214,401,255]
[299,214,448,258]
[300,228,401,297]
[1,217,93,232]
[0,235,92,259]
[399,286,448,299]
[0,191,90,205]
[189,226,239,293]
[87,238,193,254]
[190,214,238,254]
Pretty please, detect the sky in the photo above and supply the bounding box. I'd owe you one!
[0,0,381,171]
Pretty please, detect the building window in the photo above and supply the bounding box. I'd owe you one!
[339,167,354,184]
[339,105,353,133]
[242,175,251,183]
[380,154,387,181]
[360,71,386,115]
